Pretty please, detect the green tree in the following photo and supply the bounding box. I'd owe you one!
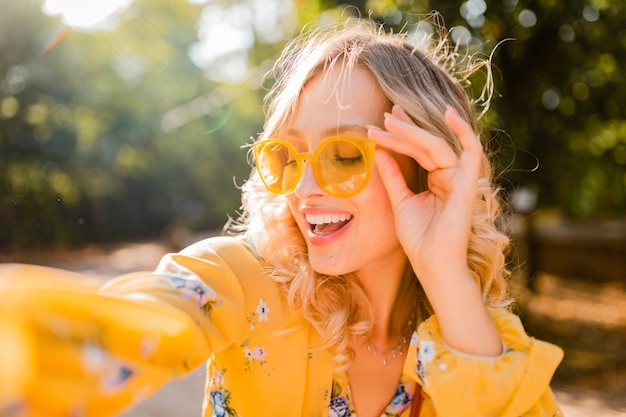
[317,0,626,218]
[2,0,624,249]
[0,0,261,248]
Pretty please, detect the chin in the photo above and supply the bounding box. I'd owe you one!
[308,252,353,277]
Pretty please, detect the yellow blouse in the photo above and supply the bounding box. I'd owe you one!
[0,236,564,417]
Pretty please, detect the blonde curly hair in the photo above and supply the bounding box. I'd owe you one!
[233,16,510,369]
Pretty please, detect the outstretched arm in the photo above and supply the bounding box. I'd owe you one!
[0,264,209,417]
[0,237,251,417]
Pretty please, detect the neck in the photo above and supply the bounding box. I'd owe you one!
[356,251,410,346]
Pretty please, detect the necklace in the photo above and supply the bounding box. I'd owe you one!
[365,335,408,366]
[364,314,416,366]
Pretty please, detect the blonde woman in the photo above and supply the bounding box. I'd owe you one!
[0,17,563,417]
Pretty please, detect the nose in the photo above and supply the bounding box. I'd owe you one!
[294,162,326,198]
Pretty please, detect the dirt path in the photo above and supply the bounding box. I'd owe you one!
[2,239,625,416]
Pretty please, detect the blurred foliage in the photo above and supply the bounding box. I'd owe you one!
[1,0,624,249]
[321,0,626,219]
[0,0,265,247]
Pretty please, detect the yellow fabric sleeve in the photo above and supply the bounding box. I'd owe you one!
[0,236,256,417]
[0,264,209,416]
[403,308,564,417]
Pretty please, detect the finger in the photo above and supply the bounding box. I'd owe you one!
[445,106,482,153]
[445,107,482,181]
[436,108,485,218]
[427,168,453,199]
[391,103,414,122]
[373,148,414,209]
[368,118,457,172]
[385,114,458,171]
[390,105,464,168]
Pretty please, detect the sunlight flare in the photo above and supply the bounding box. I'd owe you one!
[42,0,133,31]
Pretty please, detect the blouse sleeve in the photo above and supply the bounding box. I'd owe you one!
[100,236,263,360]
[0,237,259,417]
[403,308,564,417]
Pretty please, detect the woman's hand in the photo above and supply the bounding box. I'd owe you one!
[368,104,502,356]
[368,104,481,279]
[0,264,209,417]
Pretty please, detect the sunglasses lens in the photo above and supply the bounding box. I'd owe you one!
[317,140,369,197]
[256,142,299,194]
[256,138,372,197]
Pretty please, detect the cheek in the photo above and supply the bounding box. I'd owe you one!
[358,171,394,217]
[353,177,401,246]
[285,196,297,218]
[285,195,305,229]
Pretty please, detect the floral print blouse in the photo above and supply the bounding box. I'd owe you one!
[328,373,417,417]
[1,236,565,417]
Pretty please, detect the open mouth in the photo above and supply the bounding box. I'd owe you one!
[305,213,353,235]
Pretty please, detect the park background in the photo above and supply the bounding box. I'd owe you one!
[1,0,625,415]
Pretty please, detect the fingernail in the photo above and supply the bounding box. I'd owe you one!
[366,125,382,136]
[446,105,460,117]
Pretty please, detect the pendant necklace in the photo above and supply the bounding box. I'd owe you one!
[365,335,408,366]
[365,314,416,366]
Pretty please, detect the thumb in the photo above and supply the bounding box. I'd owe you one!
[374,148,413,210]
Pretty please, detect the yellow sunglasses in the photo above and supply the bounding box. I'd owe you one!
[253,136,377,198]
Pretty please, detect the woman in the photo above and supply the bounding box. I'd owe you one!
[0,17,563,417]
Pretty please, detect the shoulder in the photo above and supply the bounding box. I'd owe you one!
[177,235,287,310]
[181,236,298,336]
[176,235,264,275]
[180,235,262,261]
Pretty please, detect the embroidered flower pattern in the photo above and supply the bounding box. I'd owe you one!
[208,369,238,417]
[419,340,436,364]
[256,299,270,321]
[385,383,412,416]
[328,380,352,417]
[241,342,270,373]
[329,396,350,417]
[246,298,270,330]
[409,333,425,384]
[164,275,220,317]
[81,343,135,393]
[157,261,221,318]
[328,377,414,417]
[412,334,444,386]
[209,369,225,387]
[209,389,237,417]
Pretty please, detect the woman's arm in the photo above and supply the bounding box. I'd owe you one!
[0,236,251,417]
[369,105,502,356]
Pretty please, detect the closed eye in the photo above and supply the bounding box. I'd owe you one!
[334,154,363,165]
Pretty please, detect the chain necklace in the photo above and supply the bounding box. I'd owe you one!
[364,314,416,366]
[365,335,409,366]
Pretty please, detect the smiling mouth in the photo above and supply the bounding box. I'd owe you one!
[305,213,353,235]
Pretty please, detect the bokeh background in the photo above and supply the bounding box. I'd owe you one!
[1,0,625,414]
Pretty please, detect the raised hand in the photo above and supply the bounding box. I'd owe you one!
[367,104,482,280]
[368,104,502,356]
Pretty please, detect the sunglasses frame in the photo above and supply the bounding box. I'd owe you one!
[253,136,377,198]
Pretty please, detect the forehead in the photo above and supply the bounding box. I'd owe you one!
[288,66,388,140]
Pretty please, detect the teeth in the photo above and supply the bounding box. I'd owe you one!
[305,213,351,225]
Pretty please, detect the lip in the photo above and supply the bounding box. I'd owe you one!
[300,206,353,246]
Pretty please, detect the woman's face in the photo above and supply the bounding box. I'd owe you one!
[284,66,419,277]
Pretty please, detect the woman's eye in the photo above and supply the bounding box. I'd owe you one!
[334,154,363,165]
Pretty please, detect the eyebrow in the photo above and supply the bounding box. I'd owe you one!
[287,124,369,139]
